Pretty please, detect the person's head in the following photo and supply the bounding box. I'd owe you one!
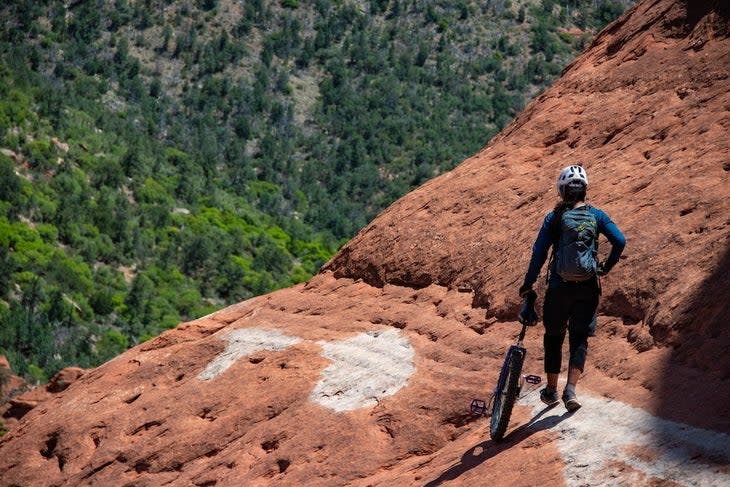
[556,165,588,203]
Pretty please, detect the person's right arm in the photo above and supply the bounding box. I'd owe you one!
[520,212,554,293]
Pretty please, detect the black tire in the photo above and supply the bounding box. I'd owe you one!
[490,349,525,442]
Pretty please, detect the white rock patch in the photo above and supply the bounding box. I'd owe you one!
[197,328,301,381]
[197,327,416,413]
[310,329,415,412]
[521,388,730,487]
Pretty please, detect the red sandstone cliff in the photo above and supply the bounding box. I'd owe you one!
[1,1,729,486]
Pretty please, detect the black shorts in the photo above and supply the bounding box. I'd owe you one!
[543,280,599,337]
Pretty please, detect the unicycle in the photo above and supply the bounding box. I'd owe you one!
[471,295,541,441]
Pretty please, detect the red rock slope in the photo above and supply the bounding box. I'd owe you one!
[1,1,729,486]
[326,0,730,372]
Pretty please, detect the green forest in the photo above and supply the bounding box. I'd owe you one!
[0,0,630,385]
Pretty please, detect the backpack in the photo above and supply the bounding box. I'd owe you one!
[552,206,598,282]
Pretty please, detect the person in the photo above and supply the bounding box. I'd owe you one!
[518,165,625,412]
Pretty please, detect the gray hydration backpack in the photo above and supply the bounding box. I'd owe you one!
[553,206,598,282]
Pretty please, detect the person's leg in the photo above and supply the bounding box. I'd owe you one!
[566,363,582,387]
[567,327,589,383]
[541,287,569,404]
[562,283,599,411]
[563,348,587,411]
[563,333,587,410]
[544,334,564,388]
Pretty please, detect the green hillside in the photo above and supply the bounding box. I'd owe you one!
[0,0,630,383]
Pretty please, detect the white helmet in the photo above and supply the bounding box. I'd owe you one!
[556,165,588,196]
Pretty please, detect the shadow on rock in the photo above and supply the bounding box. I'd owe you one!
[424,406,572,487]
[655,243,730,435]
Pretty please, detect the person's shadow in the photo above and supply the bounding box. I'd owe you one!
[424,405,574,487]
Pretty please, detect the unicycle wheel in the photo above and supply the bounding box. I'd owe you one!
[490,348,525,441]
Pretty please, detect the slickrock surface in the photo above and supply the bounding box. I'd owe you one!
[0,355,27,402]
[1,1,729,486]
[327,0,730,369]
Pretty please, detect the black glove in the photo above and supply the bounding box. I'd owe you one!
[597,262,609,276]
[518,284,536,298]
[518,288,538,326]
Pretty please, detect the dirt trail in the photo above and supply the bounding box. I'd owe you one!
[519,386,730,487]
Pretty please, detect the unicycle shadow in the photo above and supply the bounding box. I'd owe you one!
[423,405,573,487]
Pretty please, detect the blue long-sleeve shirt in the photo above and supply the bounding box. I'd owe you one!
[523,205,626,288]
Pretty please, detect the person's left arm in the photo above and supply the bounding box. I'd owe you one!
[594,208,626,274]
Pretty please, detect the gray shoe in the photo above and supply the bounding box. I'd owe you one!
[562,389,582,412]
[540,387,559,406]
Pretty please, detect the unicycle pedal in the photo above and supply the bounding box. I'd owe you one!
[524,375,541,385]
[470,399,488,417]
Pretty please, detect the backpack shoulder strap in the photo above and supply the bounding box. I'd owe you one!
[546,209,563,284]
[550,206,567,243]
